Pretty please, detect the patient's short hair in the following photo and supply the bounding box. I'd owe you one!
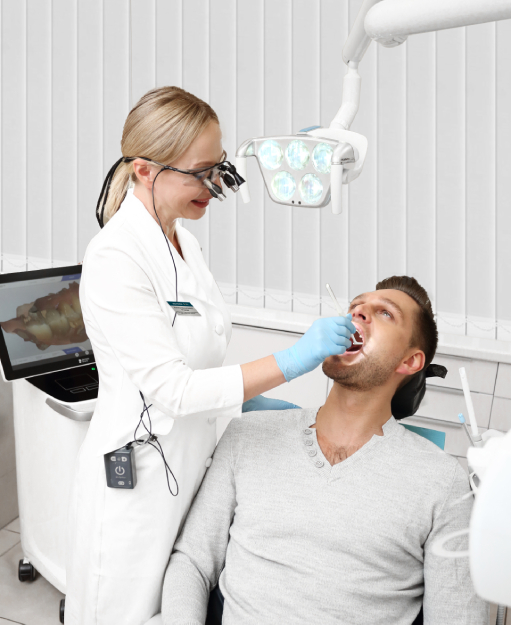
[376,275,437,369]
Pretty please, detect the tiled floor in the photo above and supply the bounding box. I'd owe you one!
[0,517,507,624]
[0,519,64,625]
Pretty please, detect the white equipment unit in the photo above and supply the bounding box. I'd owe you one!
[0,264,97,623]
[12,379,94,593]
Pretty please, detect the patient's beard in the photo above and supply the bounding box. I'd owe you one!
[322,350,403,392]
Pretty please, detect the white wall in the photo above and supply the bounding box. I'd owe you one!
[1,0,510,344]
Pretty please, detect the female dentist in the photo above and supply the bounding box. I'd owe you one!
[65,86,356,625]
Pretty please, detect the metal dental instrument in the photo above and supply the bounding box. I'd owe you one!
[325,284,363,345]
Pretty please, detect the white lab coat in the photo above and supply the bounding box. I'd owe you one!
[65,189,244,625]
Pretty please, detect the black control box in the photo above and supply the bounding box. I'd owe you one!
[104,446,137,489]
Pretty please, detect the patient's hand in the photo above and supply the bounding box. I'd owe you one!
[0,282,87,350]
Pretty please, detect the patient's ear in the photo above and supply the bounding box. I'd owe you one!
[395,350,425,377]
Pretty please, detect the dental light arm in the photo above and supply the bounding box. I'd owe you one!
[236,0,511,215]
[365,0,511,42]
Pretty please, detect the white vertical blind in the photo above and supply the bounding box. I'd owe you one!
[348,0,378,310]
[27,0,52,267]
[209,0,237,304]
[236,1,265,308]
[0,0,510,343]
[2,1,26,273]
[264,0,293,312]
[436,28,467,336]
[466,23,496,339]
[496,19,511,342]
[406,31,436,311]
[291,0,321,316]
[77,0,103,261]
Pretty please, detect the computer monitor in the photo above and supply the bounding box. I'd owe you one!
[0,265,95,381]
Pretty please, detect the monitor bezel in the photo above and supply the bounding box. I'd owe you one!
[0,264,95,381]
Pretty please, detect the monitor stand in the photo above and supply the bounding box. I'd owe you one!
[27,363,99,403]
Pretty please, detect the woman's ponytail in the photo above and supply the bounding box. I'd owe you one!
[102,161,133,225]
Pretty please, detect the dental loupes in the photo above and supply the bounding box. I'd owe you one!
[325,283,363,345]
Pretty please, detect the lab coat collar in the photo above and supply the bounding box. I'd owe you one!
[119,189,211,300]
[119,188,178,246]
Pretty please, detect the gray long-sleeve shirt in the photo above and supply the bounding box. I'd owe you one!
[162,409,488,624]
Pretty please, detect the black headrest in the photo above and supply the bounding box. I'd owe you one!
[391,363,448,420]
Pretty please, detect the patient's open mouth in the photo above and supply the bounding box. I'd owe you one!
[346,330,364,353]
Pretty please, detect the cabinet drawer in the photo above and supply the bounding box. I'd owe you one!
[494,363,511,399]
[489,396,511,432]
[427,353,497,394]
[417,386,493,428]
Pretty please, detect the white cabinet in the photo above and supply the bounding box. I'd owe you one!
[489,396,511,432]
[428,353,497,395]
[417,385,493,428]
[494,363,511,399]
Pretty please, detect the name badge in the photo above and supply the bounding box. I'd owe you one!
[167,301,201,316]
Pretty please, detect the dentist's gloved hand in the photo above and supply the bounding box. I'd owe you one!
[273,314,356,382]
[242,395,301,413]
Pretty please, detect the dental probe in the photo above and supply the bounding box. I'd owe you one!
[458,368,483,445]
[325,284,363,345]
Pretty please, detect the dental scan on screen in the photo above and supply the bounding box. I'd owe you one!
[0,273,91,374]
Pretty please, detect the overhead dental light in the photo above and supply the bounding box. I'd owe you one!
[236,0,511,215]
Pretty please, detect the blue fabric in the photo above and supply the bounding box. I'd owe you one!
[401,424,446,450]
[242,395,301,412]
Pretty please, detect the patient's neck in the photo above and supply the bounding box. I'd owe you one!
[313,382,393,459]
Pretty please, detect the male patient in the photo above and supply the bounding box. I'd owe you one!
[162,276,488,624]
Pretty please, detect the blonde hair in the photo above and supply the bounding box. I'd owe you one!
[102,86,219,224]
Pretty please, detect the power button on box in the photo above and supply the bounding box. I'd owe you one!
[104,446,137,489]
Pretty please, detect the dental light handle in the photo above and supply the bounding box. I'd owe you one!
[330,163,344,215]
[330,142,357,215]
[459,367,481,439]
[235,156,251,204]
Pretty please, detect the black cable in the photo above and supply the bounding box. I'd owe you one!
[123,169,181,498]
[151,167,178,327]
[148,437,179,497]
[128,391,179,497]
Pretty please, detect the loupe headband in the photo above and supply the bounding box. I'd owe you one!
[95,153,244,228]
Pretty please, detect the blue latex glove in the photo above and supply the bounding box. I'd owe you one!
[273,314,357,382]
[242,395,302,413]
